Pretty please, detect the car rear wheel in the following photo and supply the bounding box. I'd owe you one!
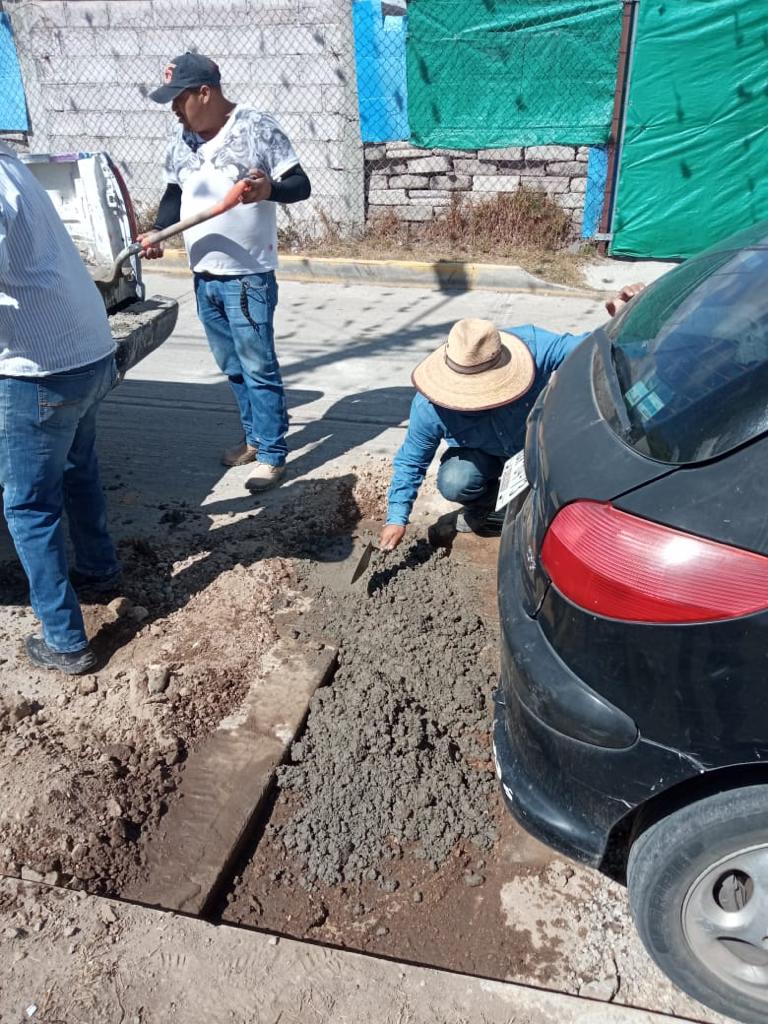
[628,785,768,1024]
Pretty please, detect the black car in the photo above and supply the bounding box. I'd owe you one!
[494,221,768,1024]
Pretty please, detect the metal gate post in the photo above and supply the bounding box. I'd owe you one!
[596,0,639,255]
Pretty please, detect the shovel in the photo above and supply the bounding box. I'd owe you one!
[95,177,254,291]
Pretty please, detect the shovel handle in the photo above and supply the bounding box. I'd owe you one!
[139,178,253,247]
[102,178,254,288]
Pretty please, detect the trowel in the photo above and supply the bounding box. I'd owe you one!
[350,541,376,584]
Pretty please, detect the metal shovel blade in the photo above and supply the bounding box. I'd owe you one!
[350,541,375,584]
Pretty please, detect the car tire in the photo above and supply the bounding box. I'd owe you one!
[627,785,768,1024]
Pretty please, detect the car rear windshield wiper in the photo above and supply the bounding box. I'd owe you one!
[595,331,632,433]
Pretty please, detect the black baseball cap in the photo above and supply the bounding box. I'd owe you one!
[149,52,221,103]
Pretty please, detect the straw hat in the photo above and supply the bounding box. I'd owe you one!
[411,319,535,412]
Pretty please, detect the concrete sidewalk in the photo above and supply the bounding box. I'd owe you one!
[1,879,712,1024]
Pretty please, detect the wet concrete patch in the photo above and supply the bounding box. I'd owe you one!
[220,533,724,1022]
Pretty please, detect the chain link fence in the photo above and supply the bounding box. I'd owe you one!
[2,0,621,250]
[352,0,621,250]
[3,0,364,236]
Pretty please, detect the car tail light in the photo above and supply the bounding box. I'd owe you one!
[540,500,768,623]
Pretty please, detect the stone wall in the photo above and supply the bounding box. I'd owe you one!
[364,142,591,234]
[6,0,364,232]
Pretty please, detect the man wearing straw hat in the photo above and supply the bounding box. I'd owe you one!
[379,286,644,550]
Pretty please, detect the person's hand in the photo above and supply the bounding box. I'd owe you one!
[605,282,646,317]
[379,524,406,551]
[138,235,165,260]
[241,168,273,203]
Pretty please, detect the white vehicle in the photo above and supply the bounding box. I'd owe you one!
[22,150,178,372]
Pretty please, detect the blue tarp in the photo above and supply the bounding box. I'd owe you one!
[0,13,28,132]
[582,145,607,239]
[352,0,409,143]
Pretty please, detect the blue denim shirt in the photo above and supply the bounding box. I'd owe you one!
[386,324,588,525]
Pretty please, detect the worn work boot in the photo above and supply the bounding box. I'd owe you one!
[222,439,258,467]
[25,635,97,676]
[455,507,504,537]
[245,462,286,493]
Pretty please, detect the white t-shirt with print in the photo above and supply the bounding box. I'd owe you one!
[164,106,299,275]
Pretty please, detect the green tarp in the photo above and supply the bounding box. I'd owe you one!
[610,0,768,260]
[406,0,622,150]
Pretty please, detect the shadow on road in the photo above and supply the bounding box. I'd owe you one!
[0,375,414,666]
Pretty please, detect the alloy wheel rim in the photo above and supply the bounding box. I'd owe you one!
[683,842,768,1000]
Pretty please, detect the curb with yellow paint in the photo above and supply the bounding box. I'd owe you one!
[147,248,604,298]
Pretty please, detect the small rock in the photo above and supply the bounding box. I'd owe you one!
[78,677,98,696]
[108,597,131,618]
[374,926,389,937]
[109,818,130,845]
[463,873,485,888]
[70,843,87,864]
[268,936,279,946]
[20,867,45,883]
[10,699,34,724]
[379,878,398,893]
[412,891,423,903]
[106,798,123,818]
[63,925,79,937]
[146,665,170,695]
[579,975,619,1002]
[4,927,23,939]
[104,743,133,765]
[100,905,118,926]
[130,606,149,622]
[43,871,61,886]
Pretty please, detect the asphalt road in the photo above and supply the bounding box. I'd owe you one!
[3,270,612,567]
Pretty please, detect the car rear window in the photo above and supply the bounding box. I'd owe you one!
[597,239,768,464]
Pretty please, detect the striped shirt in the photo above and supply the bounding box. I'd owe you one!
[0,144,115,376]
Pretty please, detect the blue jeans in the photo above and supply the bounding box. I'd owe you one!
[0,354,120,653]
[437,448,506,512]
[194,271,288,466]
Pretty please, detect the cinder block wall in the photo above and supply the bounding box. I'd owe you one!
[7,0,364,232]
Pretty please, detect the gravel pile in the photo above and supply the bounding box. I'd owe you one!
[276,539,499,886]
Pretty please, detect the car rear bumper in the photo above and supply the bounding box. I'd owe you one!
[494,527,702,870]
[493,684,627,867]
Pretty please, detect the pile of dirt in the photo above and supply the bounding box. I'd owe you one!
[0,466,386,897]
[266,539,499,888]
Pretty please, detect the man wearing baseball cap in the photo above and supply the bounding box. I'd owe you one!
[379,285,645,550]
[143,53,311,491]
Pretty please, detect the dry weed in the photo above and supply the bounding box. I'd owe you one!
[280,189,586,286]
